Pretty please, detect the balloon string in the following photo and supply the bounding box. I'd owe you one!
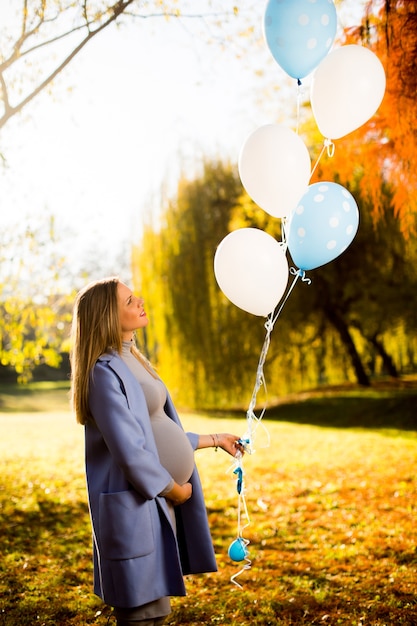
[281,218,288,246]
[310,138,335,180]
[271,268,308,326]
[235,456,250,537]
[231,269,311,589]
[230,550,251,589]
[229,452,251,589]
[295,79,303,135]
[245,269,307,451]
[245,323,272,453]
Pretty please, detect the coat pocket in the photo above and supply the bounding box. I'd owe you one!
[99,490,155,560]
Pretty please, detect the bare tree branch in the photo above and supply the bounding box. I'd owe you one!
[0,0,136,128]
[0,1,240,131]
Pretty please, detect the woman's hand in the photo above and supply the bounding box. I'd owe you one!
[216,433,246,457]
[197,433,245,457]
[165,481,192,506]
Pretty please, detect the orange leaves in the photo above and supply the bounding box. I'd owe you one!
[332,1,417,236]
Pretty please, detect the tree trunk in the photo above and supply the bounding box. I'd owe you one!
[369,334,399,377]
[324,306,370,386]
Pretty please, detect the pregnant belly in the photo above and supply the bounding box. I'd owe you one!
[151,414,195,485]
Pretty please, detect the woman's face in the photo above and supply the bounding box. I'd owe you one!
[117,282,148,340]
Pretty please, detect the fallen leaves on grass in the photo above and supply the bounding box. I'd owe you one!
[1,412,416,625]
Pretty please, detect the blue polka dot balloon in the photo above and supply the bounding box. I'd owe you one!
[287,182,359,271]
[264,0,337,80]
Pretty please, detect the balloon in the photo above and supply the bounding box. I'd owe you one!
[214,228,289,317]
[228,538,248,562]
[311,44,386,140]
[238,124,311,219]
[263,0,337,80]
[287,182,359,271]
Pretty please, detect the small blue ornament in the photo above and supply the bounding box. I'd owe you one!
[233,467,243,494]
[228,538,248,562]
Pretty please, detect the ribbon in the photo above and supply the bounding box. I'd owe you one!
[310,138,335,180]
[228,268,312,588]
[229,451,251,589]
[245,267,309,444]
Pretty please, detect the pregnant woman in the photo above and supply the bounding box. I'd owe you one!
[70,277,243,626]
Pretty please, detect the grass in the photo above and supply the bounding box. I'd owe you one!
[0,381,71,413]
[0,381,416,625]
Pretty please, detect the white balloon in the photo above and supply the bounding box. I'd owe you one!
[238,124,311,218]
[214,228,289,317]
[311,44,386,140]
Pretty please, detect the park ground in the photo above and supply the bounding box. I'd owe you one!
[0,379,416,625]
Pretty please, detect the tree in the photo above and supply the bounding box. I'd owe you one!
[313,0,417,234]
[0,216,74,382]
[282,179,417,386]
[0,0,241,131]
[132,160,270,408]
[299,1,417,382]
[132,158,417,409]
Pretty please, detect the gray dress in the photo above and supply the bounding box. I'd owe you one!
[121,341,194,487]
[119,341,195,620]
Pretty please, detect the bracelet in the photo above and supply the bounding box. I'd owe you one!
[211,434,219,452]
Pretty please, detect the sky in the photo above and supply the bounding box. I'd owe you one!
[0,0,367,283]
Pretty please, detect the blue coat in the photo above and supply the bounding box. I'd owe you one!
[85,353,217,608]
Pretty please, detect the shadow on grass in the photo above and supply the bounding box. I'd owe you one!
[203,382,417,432]
[266,392,417,431]
[0,495,108,625]
[0,381,70,413]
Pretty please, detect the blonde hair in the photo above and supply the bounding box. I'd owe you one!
[70,276,122,425]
